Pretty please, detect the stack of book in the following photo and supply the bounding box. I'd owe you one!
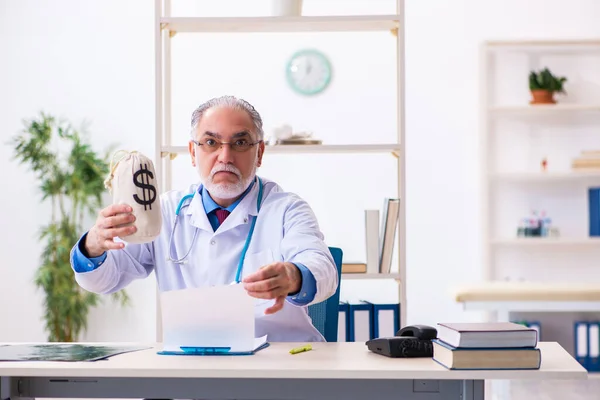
[432,322,541,370]
[572,150,600,170]
[364,198,400,274]
[346,199,401,275]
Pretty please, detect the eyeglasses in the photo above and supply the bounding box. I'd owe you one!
[191,138,263,153]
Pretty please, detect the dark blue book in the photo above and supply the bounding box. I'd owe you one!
[589,188,600,236]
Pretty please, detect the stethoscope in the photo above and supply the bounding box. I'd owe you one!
[167,176,264,285]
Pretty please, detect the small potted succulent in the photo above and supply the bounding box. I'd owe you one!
[528,67,567,104]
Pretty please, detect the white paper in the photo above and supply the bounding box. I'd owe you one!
[160,284,266,352]
[254,297,276,316]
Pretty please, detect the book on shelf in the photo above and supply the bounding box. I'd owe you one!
[341,263,367,274]
[572,150,600,170]
[436,322,538,348]
[364,209,380,274]
[358,199,400,276]
[432,339,541,370]
[589,188,600,237]
[379,198,400,274]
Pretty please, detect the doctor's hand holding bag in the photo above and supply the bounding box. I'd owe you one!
[83,150,163,257]
[70,96,338,343]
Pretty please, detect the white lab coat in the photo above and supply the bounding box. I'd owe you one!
[73,176,338,342]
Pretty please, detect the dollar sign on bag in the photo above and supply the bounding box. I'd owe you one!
[133,163,156,210]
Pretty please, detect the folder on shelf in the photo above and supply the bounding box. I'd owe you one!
[575,321,589,370]
[365,302,400,339]
[589,321,600,372]
[588,188,600,237]
[512,319,542,342]
[338,302,349,342]
[527,321,542,342]
[347,301,373,342]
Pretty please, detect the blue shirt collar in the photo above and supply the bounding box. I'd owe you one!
[200,179,255,214]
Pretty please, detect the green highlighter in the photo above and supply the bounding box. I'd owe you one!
[289,344,312,355]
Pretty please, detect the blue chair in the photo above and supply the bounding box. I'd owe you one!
[307,247,343,342]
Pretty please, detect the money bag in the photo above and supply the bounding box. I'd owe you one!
[104,150,162,244]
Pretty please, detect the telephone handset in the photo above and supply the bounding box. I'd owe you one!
[366,324,437,358]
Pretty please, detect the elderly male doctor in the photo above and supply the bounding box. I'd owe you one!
[70,95,338,342]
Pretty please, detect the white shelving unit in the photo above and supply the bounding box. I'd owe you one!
[480,37,600,288]
[466,38,600,340]
[475,44,600,386]
[154,0,407,340]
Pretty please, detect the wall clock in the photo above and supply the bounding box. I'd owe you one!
[285,49,332,96]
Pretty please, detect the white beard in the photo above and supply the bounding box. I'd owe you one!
[201,162,257,200]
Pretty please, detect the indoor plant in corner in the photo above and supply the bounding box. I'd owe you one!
[10,112,129,342]
[529,67,567,104]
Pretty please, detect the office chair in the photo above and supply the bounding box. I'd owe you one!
[307,246,343,342]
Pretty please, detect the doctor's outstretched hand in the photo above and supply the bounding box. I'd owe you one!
[84,204,137,258]
[242,262,302,315]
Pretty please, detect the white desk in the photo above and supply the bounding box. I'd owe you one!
[0,342,587,400]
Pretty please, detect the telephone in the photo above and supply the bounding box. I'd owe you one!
[366,325,437,358]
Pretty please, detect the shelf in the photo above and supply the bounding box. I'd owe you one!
[455,281,600,303]
[160,144,401,157]
[492,238,600,246]
[484,39,600,53]
[160,15,401,33]
[490,104,600,116]
[266,144,401,154]
[490,171,600,182]
[342,273,401,280]
[462,300,600,313]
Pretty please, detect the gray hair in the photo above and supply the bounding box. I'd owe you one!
[190,95,264,140]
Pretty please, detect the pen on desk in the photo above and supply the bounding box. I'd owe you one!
[289,344,312,355]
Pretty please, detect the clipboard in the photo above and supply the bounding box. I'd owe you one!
[157,341,270,356]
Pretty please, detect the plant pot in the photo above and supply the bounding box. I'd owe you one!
[530,89,556,105]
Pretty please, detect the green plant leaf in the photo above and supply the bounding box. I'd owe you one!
[10,112,126,342]
[528,67,567,94]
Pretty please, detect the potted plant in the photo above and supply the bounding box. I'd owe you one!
[528,67,567,104]
[9,112,129,342]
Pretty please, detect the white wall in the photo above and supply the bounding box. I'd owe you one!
[1,0,599,343]
[403,0,600,328]
[0,0,157,342]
